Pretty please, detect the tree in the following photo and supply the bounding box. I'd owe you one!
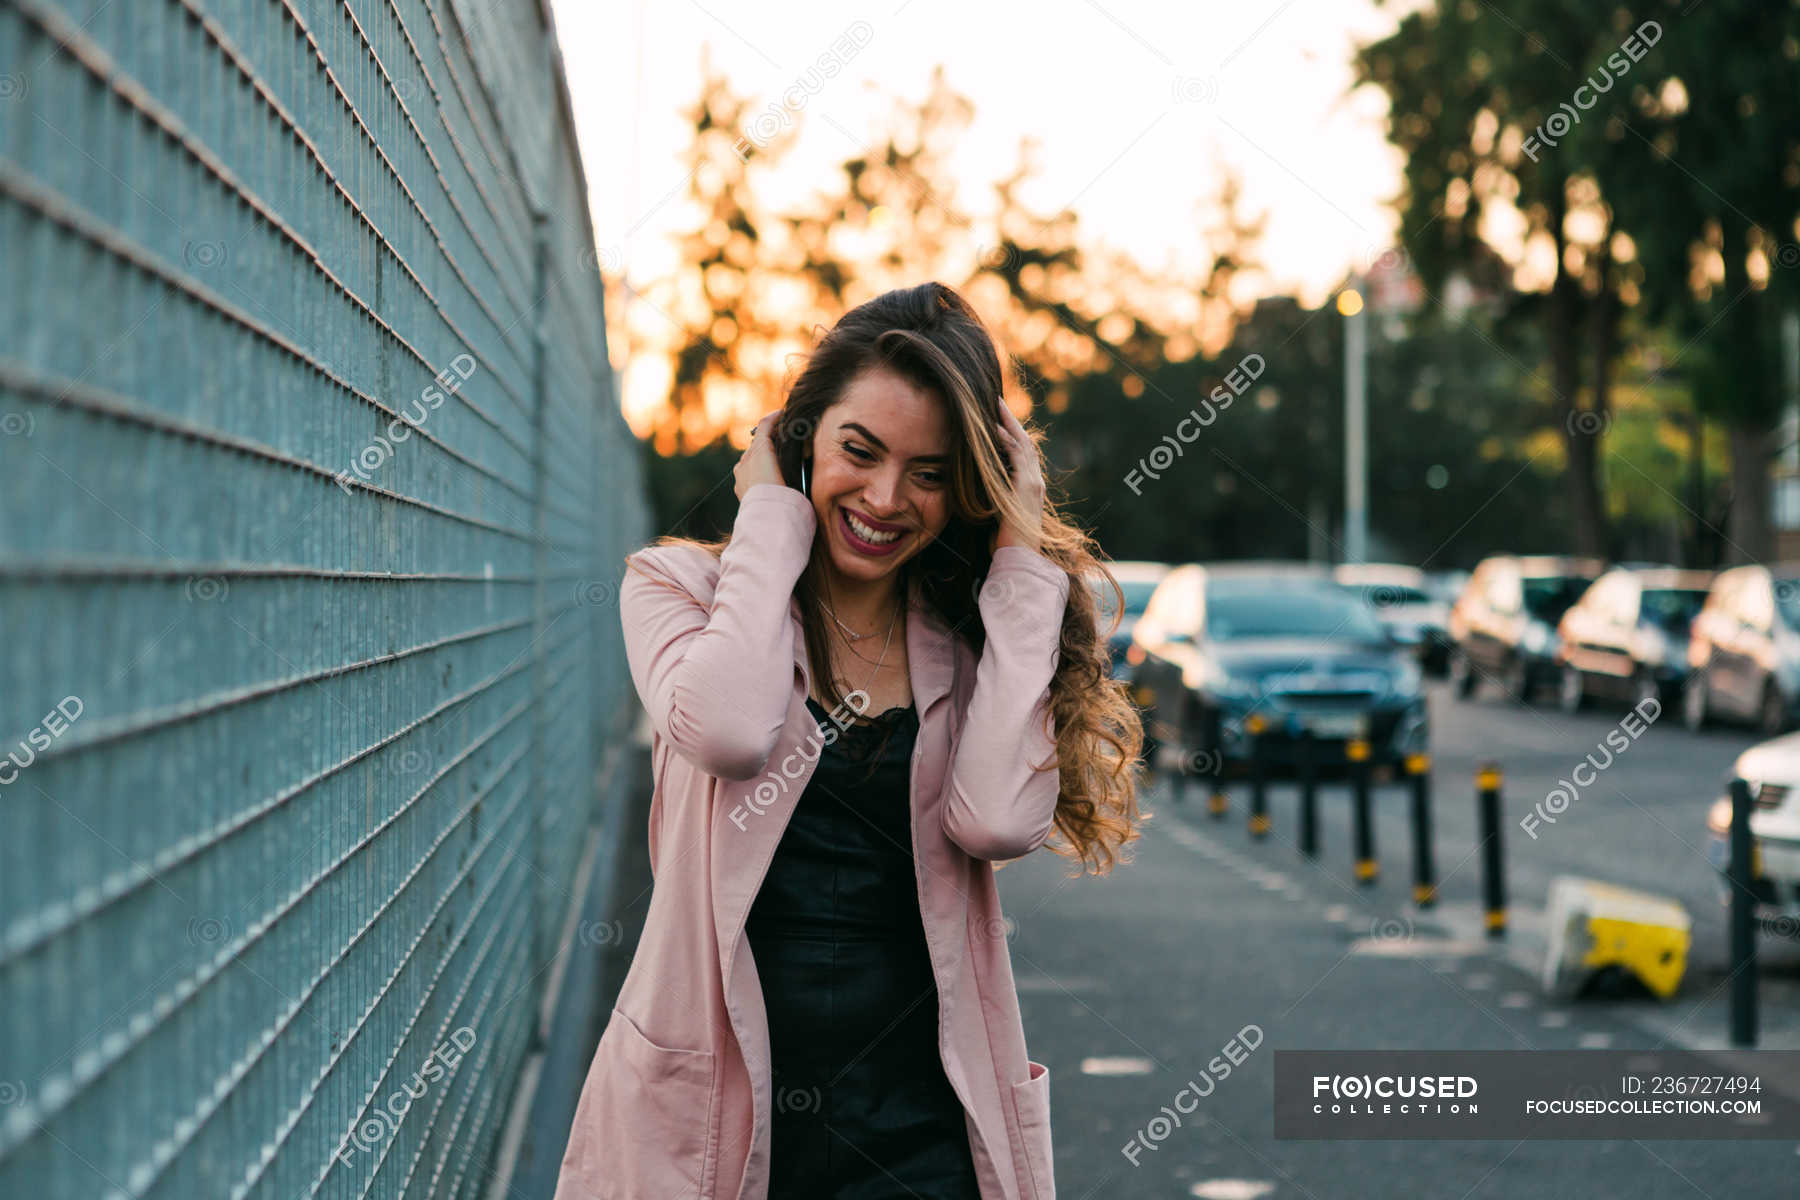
[1355,1,1635,557]
[1581,0,1800,561]
[624,64,1251,537]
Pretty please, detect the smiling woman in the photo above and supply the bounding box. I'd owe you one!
[554,281,1145,1200]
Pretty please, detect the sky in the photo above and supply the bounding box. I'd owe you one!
[547,0,1417,418]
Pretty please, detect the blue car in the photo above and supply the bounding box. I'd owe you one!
[1129,563,1428,777]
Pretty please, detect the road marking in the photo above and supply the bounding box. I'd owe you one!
[1080,1055,1154,1076]
[1349,937,1490,958]
[1539,1012,1570,1028]
[1577,1032,1613,1048]
[1015,976,1103,994]
[1499,991,1533,1008]
[1190,1182,1277,1199]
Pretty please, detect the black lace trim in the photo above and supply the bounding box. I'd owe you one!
[806,696,914,726]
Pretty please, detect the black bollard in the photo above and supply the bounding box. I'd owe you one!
[1478,762,1506,937]
[1406,753,1436,908]
[1298,729,1318,858]
[1728,777,1758,1047]
[1247,713,1270,838]
[1349,738,1377,884]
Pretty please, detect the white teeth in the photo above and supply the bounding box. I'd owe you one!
[845,512,901,545]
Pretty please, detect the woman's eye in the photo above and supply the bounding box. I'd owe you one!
[917,472,945,486]
[845,444,873,462]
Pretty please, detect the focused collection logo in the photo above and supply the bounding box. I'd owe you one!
[1311,1074,1480,1115]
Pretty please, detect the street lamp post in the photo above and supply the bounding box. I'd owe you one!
[1339,280,1368,564]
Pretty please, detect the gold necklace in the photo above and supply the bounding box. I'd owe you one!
[827,594,901,704]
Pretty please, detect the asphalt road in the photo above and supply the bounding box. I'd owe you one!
[997,680,1800,1200]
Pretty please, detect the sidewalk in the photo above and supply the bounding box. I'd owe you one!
[996,772,1800,1200]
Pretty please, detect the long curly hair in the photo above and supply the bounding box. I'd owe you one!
[644,281,1145,875]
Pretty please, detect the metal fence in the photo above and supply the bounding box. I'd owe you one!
[0,1,647,1196]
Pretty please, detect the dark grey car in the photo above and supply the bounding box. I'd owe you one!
[1683,563,1800,734]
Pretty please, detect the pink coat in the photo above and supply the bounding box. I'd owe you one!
[553,483,1069,1200]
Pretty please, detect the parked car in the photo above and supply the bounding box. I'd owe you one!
[1703,734,1800,927]
[1090,561,1171,681]
[1553,565,1713,712]
[1128,563,1426,777]
[1447,555,1605,703]
[1683,563,1800,734]
[1334,563,1453,676]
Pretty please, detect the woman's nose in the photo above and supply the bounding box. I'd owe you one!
[863,470,904,514]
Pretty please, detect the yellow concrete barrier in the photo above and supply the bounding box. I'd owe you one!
[1543,876,1691,1001]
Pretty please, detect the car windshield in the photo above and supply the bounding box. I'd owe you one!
[1093,578,1162,620]
[1640,588,1708,633]
[1353,584,1431,608]
[1205,585,1387,642]
[1522,575,1592,623]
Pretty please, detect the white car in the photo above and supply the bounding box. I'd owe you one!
[1091,560,1171,681]
[1333,563,1453,675]
[1704,732,1800,923]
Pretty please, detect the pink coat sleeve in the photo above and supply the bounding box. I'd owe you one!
[941,546,1072,860]
[620,483,817,781]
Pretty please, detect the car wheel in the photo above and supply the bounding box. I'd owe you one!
[1758,682,1788,736]
[1556,663,1586,713]
[1681,672,1710,732]
[1449,647,1476,699]
[1504,656,1533,704]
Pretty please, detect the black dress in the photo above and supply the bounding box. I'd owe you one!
[744,696,983,1200]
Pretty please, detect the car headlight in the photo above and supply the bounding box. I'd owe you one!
[1631,626,1673,668]
[1521,620,1554,656]
[1207,669,1259,704]
[1705,795,1733,837]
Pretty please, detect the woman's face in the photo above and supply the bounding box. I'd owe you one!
[807,366,955,587]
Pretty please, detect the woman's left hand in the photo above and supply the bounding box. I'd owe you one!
[991,401,1046,555]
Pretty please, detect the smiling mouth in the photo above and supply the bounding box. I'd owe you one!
[839,507,906,553]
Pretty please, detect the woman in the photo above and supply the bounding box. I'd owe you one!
[554,282,1143,1200]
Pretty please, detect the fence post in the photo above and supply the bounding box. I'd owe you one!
[529,210,554,988]
[1407,752,1436,908]
[1728,777,1759,1047]
[1478,762,1506,937]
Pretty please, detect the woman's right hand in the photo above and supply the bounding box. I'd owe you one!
[734,410,791,500]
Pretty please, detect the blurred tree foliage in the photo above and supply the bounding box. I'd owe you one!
[1356,0,1800,563]
[623,54,1753,568]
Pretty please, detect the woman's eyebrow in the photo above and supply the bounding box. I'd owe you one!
[840,421,949,463]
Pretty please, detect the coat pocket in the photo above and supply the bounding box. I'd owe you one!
[1010,1059,1055,1199]
[560,1007,717,1199]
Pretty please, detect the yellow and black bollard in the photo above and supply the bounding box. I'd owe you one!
[1246,713,1270,838]
[1206,705,1229,818]
[1406,753,1436,908]
[1297,728,1319,858]
[1349,738,1377,883]
[1477,762,1507,937]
